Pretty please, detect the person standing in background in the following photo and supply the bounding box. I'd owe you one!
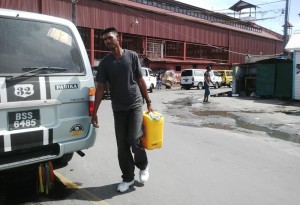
[156,72,162,89]
[203,65,214,103]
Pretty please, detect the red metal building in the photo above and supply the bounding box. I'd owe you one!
[0,0,283,72]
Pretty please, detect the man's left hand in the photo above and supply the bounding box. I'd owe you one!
[147,103,154,113]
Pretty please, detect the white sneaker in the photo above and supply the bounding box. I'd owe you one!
[139,166,149,183]
[117,180,134,192]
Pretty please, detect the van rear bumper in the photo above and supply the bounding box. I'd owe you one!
[180,82,193,86]
[59,124,96,155]
[0,124,96,171]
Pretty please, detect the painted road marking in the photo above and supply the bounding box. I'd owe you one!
[54,171,109,205]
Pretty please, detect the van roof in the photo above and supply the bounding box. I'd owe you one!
[181,68,205,71]
[0,8,74,28]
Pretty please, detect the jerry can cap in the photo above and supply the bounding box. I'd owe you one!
[149,112,162,120]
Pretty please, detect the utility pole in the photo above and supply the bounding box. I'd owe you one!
[283,0,289,48]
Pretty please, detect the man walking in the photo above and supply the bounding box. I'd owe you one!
[91,27,153,192]
[203,65,214,103]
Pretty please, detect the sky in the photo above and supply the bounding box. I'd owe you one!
[176,0,300,35]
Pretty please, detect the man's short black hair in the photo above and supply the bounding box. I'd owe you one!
[102,27,118,36]
[206,65,212,70]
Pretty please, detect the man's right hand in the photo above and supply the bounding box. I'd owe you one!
[91,115,99,128]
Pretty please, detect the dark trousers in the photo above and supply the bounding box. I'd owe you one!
[113,106,148,182]
[204,83,210,96]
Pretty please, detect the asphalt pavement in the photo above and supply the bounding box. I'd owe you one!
[161,86,300,144]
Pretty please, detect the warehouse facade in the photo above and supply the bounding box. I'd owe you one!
[0,0,283,71]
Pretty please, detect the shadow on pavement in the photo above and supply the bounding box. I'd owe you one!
[0,170,144,204]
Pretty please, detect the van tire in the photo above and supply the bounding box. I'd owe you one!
[149,86,153,93]
[214,82,219,89]
[197,82,203,90]
[54,153,74,166]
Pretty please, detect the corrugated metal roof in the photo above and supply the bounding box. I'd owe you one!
[105,0,281,41]
[145,58,215,64]
[229,0,258,12]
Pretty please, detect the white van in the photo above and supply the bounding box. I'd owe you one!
[142,67,156,93]
[209,70,222,88]
[180,69,205,90]
[0,9,96,171]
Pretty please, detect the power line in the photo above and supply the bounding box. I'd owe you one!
[257,0,285,6]
[219,8,284,16]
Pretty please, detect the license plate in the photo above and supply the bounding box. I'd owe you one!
[184,79,188,82]
[8,110,40,130]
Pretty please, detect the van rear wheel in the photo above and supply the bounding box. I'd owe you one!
[197,82,203,90]
[54,153,74,166]
[214,82,219,89]
[149,86,153,93]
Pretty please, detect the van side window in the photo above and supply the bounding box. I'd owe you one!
[227,71,233,76]
[213,71,220,76]
[0,18,84,75]
[194,70,203,76]
[142,69,147,76]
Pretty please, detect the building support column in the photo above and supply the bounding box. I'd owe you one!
[183,42,186,60]
[90,28,94,66]
[72,1,77,25]
[38,0,43,14]
[228,30,231,63]
[143,37,147,56]
[119,33,123,47]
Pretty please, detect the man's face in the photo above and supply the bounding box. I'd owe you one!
[102,32,118,50]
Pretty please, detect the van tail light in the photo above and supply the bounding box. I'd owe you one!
[192,77,194,82]
[89,87,96,116]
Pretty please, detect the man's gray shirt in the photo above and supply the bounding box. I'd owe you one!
[96,49,143,111]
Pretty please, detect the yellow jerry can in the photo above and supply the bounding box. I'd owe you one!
[141,111,164,150]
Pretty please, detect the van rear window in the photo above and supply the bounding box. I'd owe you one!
[181,70,192,76]
[0,17,84,75]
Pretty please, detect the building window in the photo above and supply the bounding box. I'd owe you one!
[186,44,200,58]
[175,66,181,72]
[93,29,109,60]
[166,41,182,57]
[77,27,91,50]
[122,35,144,55]
[147,39,163,59]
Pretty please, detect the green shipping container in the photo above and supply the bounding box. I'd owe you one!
[256,64,276,96]
[275,63,292,98]
[256,62,292,98]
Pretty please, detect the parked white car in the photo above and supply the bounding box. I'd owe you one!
[142,67,156,92]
